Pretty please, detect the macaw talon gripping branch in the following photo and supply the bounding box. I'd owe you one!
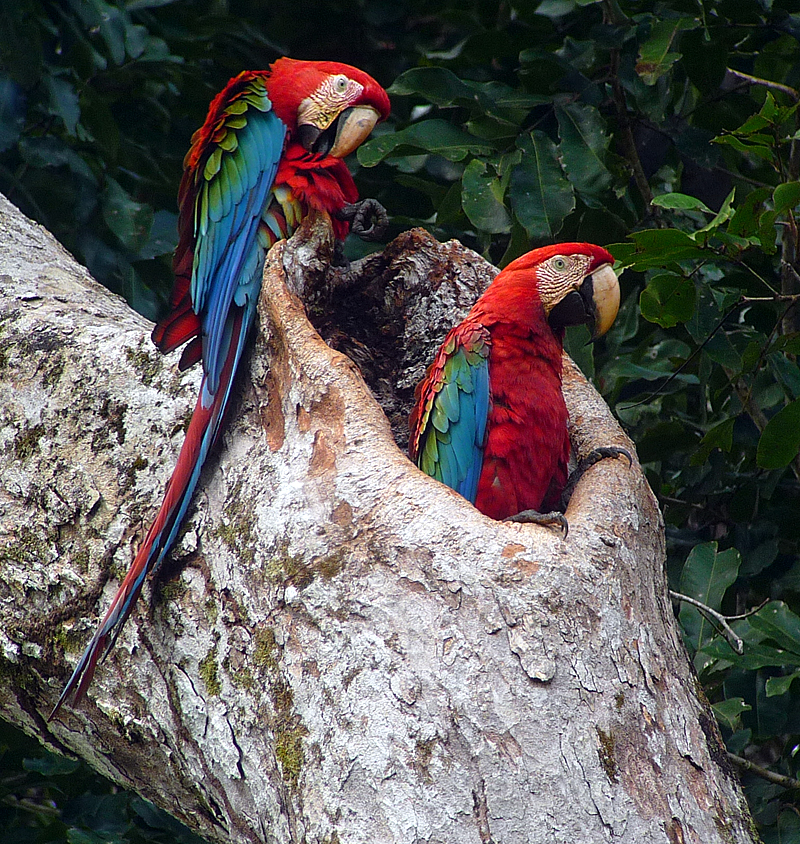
[336,198,389,241]
[504,510,570,538]
[559,446,633,511]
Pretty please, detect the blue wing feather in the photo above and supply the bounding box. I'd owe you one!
[193,105,285,396]
[415,328,491,504]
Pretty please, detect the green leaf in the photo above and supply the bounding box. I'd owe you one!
[18,136,97,183]
[137,209,178,260]
[774,181,800,216]
[357,120,494,167]
[0,75,26,152]
[23,753,81,776]
[703,636,800,670]
[735,114,771,136]
[694,188,736,236]
[727,187,772,238]
[508,130,575,239]
[702,332,743,373]
[388,67,477,107]
[126,0,183,8]
[639,272,696,327]
[636,18,696,85]
[102,177,153,253]
[768,353,800,400]
[651,192,712,213]
[773,333,800,355]
[756,398,800,469]
[45,76,80,136]
[679,542,741,652]
[712,133,775,163]
[740,539,780,578]
[564,324,594,380]
[712,697,751,731]
[609,361,698,384]
[749,602,800,656]
[765,671,800,698]
[461,159,511,234]
[613,228,708,270]
[692,417,736,465]
[554,101,613,200]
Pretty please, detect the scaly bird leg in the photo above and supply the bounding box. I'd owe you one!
[332,198,390,270]
[504,510,569,538]
[560,446,632,509]
[336,198,389,241]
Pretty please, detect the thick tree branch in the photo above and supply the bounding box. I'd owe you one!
[0,194,758,843]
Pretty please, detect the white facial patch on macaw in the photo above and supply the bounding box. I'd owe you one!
[536,253,595,311]
[300,74,366,130]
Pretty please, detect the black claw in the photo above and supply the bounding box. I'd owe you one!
[590,446,633,467]
[560,445,633,508]
[336,198,389,242]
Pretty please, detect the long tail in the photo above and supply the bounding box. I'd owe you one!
[50,307,250,719]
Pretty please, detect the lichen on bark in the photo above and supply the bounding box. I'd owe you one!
[0,193,759,844]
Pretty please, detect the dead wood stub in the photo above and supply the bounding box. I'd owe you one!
[304,226,497,448]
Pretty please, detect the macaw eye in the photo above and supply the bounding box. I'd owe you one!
[552,256,569,271]
[333,75,349,93]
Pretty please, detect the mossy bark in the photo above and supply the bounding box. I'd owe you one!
[0,192,757,844]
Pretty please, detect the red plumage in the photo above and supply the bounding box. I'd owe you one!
[410,243,617,521]
[463,271,569,519]
[273,141,359,238]
[152,58,390,366]
[51,58,389,718]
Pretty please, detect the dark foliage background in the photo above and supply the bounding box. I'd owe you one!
[2,0,800,841]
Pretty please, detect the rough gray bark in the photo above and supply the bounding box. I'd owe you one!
[0,192,757,844]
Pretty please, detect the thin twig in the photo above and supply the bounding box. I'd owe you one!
[724,69,799,103]
[726,599,770,622]
[669,590,744,654]
[609,50,654,212]
[619,296,741,410]
[727,753,800,791]
[740,293,800,303]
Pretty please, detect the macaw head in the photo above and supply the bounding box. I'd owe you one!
[502,243,620,340]
[267,58,390,158]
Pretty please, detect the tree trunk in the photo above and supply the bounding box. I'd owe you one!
[0,192,757,844]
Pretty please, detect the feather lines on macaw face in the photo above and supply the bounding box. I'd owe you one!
[534,253,620,339]
[497,243,620,340]
[267,58,390,158]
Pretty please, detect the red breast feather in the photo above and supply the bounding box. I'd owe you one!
[475,318,569,519]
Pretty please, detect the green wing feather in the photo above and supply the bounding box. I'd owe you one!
[411,324,491,503]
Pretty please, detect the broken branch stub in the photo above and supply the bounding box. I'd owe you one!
[0,197,757,843]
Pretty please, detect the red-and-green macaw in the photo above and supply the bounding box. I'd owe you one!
[50,58,390,718]
[409,243,621,524]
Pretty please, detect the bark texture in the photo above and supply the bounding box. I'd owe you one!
[0,192,757,844]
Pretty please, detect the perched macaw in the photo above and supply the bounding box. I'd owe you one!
[50,58,390,718]
[409,243,621,523]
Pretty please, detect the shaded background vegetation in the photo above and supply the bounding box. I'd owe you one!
[2,0,800,840]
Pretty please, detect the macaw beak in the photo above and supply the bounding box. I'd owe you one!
[587,264,620,338]
[329,105,381,157]
[297,105,381,158]
[547,264,620,339]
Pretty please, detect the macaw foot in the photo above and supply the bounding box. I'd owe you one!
[504,509,569,538]
[560,446,632,508]
[336,198,389,241]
